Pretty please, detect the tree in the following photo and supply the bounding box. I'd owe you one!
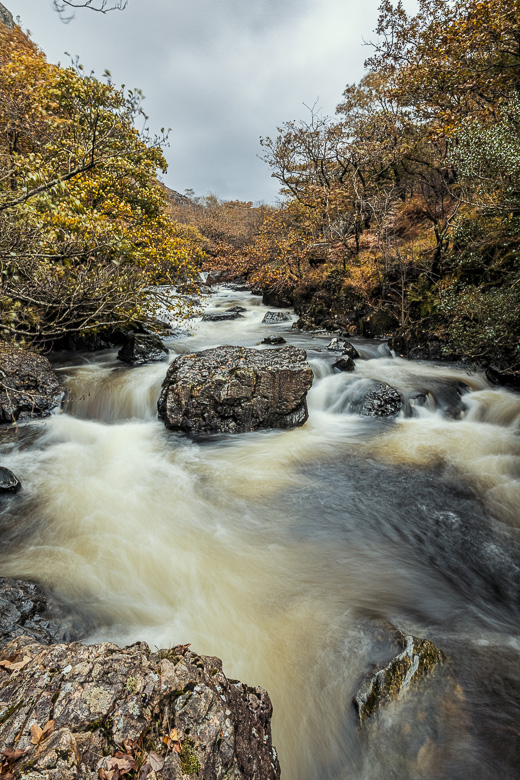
[0,23,202,347]
[53,0,127,22]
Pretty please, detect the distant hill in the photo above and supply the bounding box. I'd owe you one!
[0,2,14,28]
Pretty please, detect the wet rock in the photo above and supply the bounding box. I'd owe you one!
[486,366,520,391]
[361,382,402,417]
[294,317,315,331]
[224,281,251,292]
[327,338,359,359]
[262,311,292,324]
[0,579,74,647]
[0,638,280,780]
[0,343,62,423]
[262,290,293,308]
[226,305,247,313]
[0,467,21,494]
[262,336,287,345]
[117,334,169,365]
[158,345,313,434]
[201,311,245,322]
[332,357,355,372]
[355,628,446,723]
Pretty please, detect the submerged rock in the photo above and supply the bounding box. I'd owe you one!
[0,637,280,780]
[0,343,61,423]
[355,628,446,723]
[117,334,169,365]
[262,336,287,345]
[226,305,247,313]
[0,578,73,647]
[360,382,402,417]
[262,311,291,324]
[202,310,245,322]
[158,345,313,434]
[0,467,21,494]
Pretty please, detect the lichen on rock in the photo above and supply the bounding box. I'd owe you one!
[0,637,281,779]
[157,344,313,434]
[354,628,446,723]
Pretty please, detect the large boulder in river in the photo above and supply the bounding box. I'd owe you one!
[0,343,61,423]
[360,382,402,417]
[0,636,280,780]
[158,345,313,434]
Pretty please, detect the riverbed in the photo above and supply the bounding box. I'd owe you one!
[1,286,519,779]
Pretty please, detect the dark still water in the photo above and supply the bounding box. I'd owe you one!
[1,287,519,779]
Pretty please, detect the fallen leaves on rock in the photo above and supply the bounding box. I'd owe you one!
[0,746,28,777]
[0,657,30,672]
[30,719,54,746]
[163,727,181,753]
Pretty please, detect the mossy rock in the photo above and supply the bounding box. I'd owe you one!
[355,630,445,723]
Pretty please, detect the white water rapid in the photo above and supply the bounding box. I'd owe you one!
[1,286,520,779]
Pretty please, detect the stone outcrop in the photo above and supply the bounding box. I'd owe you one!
[0,579,73,647]
[0,344,61,423]
[158,345,313,434]
[0,637,280,780]
[0,468,21,494]
[360,382,402,417]
[201,311,244,322]
[355,627,446,723]
[262,311,291,324]
[117,334,169,365]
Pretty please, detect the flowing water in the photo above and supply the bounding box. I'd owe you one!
[1,287,520,779]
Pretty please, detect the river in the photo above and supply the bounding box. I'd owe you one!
[1,286,520,779]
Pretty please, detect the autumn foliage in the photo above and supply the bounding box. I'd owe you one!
[185,0,520,369]
[0,22,203,347]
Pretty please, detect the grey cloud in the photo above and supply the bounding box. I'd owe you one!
[11,0,393,201]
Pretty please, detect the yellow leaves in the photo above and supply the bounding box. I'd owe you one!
[163,727,182,753]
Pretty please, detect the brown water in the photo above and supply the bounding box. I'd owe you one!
[1,287,520,779]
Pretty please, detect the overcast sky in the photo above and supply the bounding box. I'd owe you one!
[8,0,412,203]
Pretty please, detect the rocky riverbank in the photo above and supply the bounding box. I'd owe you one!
[0,578,280,780]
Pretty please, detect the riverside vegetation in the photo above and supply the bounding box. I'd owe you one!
[171,0,520,382]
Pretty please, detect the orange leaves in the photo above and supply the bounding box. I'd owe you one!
[0,656,30,673]
[162,727,182,753]
[98,741,166,780]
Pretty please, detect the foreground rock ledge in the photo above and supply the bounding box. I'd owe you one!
[158,345,313,434]
[0,637,280,780]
